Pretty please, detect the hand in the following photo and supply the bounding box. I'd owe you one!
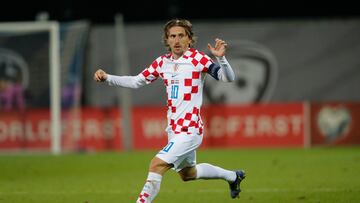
[207,38,227,57]
[94,69,108,82]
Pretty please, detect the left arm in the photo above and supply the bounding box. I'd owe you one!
[207,38,235,82]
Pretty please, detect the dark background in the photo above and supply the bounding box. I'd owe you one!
[1,0,359,24]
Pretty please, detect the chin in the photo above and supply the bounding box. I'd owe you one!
[173,50,184,55]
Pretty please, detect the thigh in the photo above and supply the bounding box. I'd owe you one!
[156,133,202,172]
[176,150,197,172]
[149,156,173,175]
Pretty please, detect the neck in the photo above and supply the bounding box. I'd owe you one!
[172,54,181,60]
[171,47,189,60]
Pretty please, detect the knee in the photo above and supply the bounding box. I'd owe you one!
[179,167,197,182]
[180,174,195,182]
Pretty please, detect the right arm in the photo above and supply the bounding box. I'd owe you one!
[94,57,162,88]
[93,69,147,89]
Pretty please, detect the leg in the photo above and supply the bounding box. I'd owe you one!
[196,163,245,198]
[137,133,203,202]
[178,166,197,181]
[149,156,173,175]
[179,163,236,182]
[172,135,239,183]
[195,163,237,181]
[179,163,245,199]
[136,157,172,203]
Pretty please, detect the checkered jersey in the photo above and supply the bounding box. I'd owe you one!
[141,48,214,135]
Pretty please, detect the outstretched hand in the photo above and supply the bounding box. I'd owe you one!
[94,69,108,82]
[207,38,227,57]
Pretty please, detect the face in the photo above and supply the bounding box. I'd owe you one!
[167,26,192,59]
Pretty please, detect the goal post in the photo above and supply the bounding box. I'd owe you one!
[0,21,61,155]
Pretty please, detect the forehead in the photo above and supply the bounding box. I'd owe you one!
[168,26,186,34]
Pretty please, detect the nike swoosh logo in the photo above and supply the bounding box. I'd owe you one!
[172,74,178,77]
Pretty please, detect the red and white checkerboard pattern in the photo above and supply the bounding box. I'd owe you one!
[141,48,213,135]
[137,192,150,203]
[141,56,165,84]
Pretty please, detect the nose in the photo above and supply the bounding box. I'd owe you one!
[174,36,180,43]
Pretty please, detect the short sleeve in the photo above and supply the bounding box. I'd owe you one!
[189,51,214,73]
[141,57,164,84]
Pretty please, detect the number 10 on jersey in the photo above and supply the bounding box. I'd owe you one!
[171,85,179,99]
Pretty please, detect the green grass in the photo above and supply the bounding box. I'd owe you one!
[1,147,360,203]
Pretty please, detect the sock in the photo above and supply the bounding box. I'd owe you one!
[195,163,236,182]
[136,172,162,203]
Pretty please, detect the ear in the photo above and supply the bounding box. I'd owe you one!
[189,38,195,47]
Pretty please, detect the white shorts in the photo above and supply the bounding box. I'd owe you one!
[156,132,203,172]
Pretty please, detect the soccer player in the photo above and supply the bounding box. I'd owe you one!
[94,19,245,203]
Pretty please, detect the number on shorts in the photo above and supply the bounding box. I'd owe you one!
[162,142,174,152]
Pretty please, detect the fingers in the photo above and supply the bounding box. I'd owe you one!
[93,70,99,81]
[215,38,227,48]
[94,69,107,82]
[209,38,228,57]
[208,39,227,51]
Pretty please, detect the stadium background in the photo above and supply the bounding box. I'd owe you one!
[1,0,359,23]
[0,2,360,203]
[1,0,359,151]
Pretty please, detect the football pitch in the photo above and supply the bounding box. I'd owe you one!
[1,147,359,203]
